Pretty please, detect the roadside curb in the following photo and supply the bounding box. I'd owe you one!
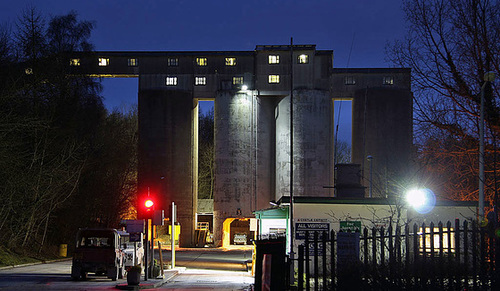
[0,257,72,270]
[115,267,184,290]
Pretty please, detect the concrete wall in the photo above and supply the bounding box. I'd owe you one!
[331,69,413,198]
[276,90,333,199]
[75,47,413,247]
[213,91,256,245]
[138,88,197,246]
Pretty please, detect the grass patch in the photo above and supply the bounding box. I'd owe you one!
[0,245,61,267]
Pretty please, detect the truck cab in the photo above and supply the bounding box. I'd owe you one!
[71,228,125,281]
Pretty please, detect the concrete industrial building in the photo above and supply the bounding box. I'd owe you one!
[70,44,413,247]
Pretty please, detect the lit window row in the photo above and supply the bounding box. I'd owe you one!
[165,76,245,86]
[344,76,395,85]
[69,57,137,67]
[419,227,455,253]
[69,54,310,68]
[268,54,309,64]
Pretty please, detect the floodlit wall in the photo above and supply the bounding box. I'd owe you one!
[275,90,333,199]
[75,47,413,247]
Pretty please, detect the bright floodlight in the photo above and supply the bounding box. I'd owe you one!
[406,188,436,214]
[242,85,248,91]
[406,189,426,207]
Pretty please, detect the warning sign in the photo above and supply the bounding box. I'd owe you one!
[295,222,330,240]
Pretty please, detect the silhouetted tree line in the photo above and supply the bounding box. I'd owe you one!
[0,8,137,254]
[198,108,214,200]
[388,0,500,209]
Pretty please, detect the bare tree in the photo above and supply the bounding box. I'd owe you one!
[388,0,500,205]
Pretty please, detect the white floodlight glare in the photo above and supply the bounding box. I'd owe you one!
[242,85,248,91]
[406,188,436,214]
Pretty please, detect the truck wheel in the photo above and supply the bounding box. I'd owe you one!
[71,266,81,281]
[108,267,118,281]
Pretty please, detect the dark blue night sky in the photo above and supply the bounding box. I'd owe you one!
[1,0,406,142]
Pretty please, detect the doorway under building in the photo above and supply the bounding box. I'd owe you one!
[222,218,254,247]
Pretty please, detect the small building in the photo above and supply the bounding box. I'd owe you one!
[254,196,477,253]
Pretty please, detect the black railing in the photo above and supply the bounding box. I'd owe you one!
[295,219,500,290]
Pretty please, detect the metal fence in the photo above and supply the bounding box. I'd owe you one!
[296,219,500,290]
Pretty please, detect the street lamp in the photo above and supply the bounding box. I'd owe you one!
[406,188,436,214]
[479,72,496,219]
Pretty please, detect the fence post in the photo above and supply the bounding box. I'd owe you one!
[455,219,461,289]
[322,231,327,291]
[472,220,478,290]
[438,221,444,289]
[421,222,426,288]
[305,231,310,291]
[298,245,304,291]
[372,227,377,285]
[363,228,368,267]
[413,223,419,288]
[447,221,453,290]
[388,224,394,283]
[405,224,410,287]
[430,222,435,289]
[395,225,402,288]
[314,231,318,291]
[480,225,486,288]
[330,230,336,291]
[463,220,469,290]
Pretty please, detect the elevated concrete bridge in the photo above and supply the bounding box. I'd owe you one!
[70,44,412,247]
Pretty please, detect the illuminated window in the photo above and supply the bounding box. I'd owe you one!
[268,75,280,84]
[344,76,355,85]
[269,55,280,64]
[383,76,394,85]
[166,76,177,86]
[168,58,178,66]
[225,57,237,66]
[233,76,244,85]
[195,76,206,86]
[128,58,138,66]
[70,58,80,66]
[419,227,455,253]
[297,54,309,64]
[98,58,109,66]
[196,57,207,66]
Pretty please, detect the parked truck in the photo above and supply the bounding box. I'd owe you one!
[71,228,125,281]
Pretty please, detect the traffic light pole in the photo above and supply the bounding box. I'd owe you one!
[171,202,176,268]
[144,218,148,281]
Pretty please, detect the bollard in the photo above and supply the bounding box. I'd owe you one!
[59,244,67,257]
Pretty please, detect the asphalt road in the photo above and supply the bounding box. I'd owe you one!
[159,268,253,290]
[0,247,254,290]
[155,247,253,271]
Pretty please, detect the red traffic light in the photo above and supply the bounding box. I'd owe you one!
[144,199,154,208]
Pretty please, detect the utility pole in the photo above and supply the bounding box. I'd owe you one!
[479,72,496,218]
[289,37,295,284]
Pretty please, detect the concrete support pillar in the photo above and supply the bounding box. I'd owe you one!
[138,89,197,247]
[213,91,256,246]
[351,88,413,197]
[255,97,276,210]
[275,90,333,199]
